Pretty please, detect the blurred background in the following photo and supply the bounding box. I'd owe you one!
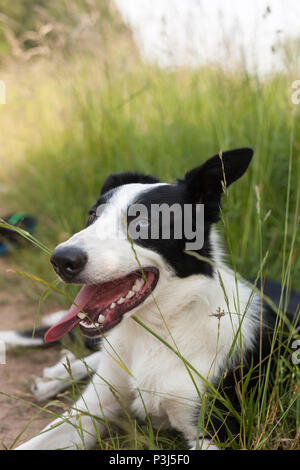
[0,0,299,450]
[0,0,299,303]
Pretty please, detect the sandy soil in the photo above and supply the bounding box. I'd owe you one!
[0,258,64,449]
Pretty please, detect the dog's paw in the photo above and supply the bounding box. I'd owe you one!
[29,376,62,401]
[29,351,78,401]
[42,349,76,379]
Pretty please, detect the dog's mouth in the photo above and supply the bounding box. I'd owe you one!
[44,268,159,342]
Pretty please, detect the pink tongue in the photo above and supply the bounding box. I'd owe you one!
[44,285,96,343]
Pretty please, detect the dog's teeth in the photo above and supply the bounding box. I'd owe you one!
[77,312,86,320]
[79,321,94,329]
[126,290,135,299]
[110,302,116,309]
[117,297,125,304]
[98,314,105,323]
[132,278,145,292]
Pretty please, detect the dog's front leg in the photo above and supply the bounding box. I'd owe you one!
[15,353,128,450]
[31,350,101,401]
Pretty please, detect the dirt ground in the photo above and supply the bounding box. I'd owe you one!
[0,258,64,449]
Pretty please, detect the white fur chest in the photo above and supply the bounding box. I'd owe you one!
[104,270,258,424]
[106,313,218,422]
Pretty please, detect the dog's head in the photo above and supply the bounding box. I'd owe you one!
[45,148,253,342]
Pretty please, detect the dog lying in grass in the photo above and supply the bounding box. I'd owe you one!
[1,148,299,450]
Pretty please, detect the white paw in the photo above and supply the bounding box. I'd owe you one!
[59,349,76,362]
[42,349,76,379]
[30,376,63,401]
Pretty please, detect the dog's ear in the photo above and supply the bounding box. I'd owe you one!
[100,172,160,196]
[184,148,253,203]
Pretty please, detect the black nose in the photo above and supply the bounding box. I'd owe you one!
[51,246,87,282]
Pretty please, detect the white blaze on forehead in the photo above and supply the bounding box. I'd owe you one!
[93,182,167,242]
[57,181,170,255]
[53,181,170,285]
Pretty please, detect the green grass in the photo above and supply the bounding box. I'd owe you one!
[0,53,300,450]
[2,64,299,288]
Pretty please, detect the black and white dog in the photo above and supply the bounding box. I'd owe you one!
[1,148,299,450]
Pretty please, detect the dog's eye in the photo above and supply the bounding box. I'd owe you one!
[87,212,96,226]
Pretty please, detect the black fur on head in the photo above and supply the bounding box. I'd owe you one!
[100,172,160,196]
[87,148,253,278]
[87,172,161,221]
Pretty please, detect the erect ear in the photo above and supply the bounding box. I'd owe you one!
[184,148,253,202]
[100,171,160,196]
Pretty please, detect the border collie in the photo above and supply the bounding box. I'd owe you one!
[2,147,299,450]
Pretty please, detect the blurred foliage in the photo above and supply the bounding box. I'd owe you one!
[0,0,133,62]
